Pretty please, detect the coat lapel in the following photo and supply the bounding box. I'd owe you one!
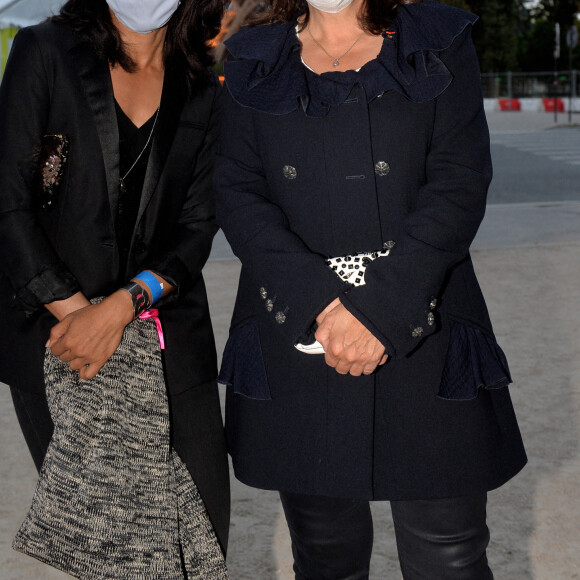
[69,42,120,233]
[137,65,187,224]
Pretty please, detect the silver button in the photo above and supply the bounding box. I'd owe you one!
[265,299,274,313]
[275,311,287,324]
[283,165,297,180]
[430,298,437,310]
[412,326,424,338]
[427,312,435,326]
[374,161,391,176]
[260,287,267,300]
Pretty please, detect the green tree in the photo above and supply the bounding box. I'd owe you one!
[538,0,580,27]
[516,0,580,71]
[440,0,520,72]
[517,17,560,71]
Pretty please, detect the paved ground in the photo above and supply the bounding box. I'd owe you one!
[1,111,580,579]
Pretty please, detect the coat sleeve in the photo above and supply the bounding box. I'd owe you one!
[145,81,221,300]
[340,27,492,358]
[0,28,80,313]
[214,89,350,343]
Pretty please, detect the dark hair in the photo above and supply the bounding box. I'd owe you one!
[251,0,421,34]
[52,0,225,92]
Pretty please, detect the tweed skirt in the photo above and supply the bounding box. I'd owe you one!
[13,310,228,579]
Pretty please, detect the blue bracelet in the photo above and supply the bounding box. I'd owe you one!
[133,271,163,304]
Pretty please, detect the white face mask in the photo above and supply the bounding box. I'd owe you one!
[106,0,181,34]
[307,0,355,14]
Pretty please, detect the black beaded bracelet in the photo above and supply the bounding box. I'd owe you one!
[121,281,151,319]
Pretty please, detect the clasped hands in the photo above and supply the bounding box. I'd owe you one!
[315,298,388,376]
[45,290,134,380]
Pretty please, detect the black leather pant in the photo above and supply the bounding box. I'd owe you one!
[280,491,493,580]
[10,386,54,473]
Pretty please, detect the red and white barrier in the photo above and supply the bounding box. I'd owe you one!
[484,98,580,113]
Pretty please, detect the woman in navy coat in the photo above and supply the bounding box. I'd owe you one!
[216,0,527,577]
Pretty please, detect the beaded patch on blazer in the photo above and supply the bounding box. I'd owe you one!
[36,134,69,210]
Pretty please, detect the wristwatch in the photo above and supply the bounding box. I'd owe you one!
[121,281,151,319]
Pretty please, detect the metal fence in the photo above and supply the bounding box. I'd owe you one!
[481,70,579,100]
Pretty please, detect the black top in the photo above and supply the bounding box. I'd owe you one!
[115,102,158,275]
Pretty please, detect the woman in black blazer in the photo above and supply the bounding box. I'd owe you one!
[215,0,527,577]
[0,0,229,560]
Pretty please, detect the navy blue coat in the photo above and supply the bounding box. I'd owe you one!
[215,1,526,500]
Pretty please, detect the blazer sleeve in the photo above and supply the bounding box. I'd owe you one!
[145,81,222,299]
[215,89,350,343]
[0,28,80,312]
[340,26,492,358]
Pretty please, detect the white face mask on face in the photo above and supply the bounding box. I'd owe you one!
[106,0,181,34]
[306,0,355,14]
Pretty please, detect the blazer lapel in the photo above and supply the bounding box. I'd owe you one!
[136,65,187,223]
[69,42,120,232]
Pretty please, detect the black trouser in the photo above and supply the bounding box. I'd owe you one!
[280,490,493,580]
[10,386,53,473]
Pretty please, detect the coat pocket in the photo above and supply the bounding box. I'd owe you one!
[218,319,271,400]
[437,318,512,401]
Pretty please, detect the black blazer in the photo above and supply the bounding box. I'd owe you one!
[215,3,526,501]
[0,21,219,397]
[0,21,229,548]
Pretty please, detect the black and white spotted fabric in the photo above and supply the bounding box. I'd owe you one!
[13,310,228,580]
[325,242,395,286]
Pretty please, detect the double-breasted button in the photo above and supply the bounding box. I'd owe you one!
[275,311,287,324]
[282,165,297,180]
[429,298,438,310]
[427,312,435,326]
[412,326,424,338]
[374,161,391,176]
[265,299,274,313]
[260,287,268,300]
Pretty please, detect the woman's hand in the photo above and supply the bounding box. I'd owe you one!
[45,291,92,322]
[47,290,134,380]
[315,299,388,376]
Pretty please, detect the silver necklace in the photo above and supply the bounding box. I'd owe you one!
[306,26,364,67]
[120,106,160,193]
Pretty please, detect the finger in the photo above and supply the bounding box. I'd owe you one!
[48,335,68,356]
[334,364,349,375]
[56,349,75,363]
[47,319,71,348]
[79,361,104,380]
[333,357,355,375]
[324,350,339,368]
[379,355,388,365]
[315,323,332,351]
[362,364,377,375]
[349,365,365,377]
[69,358,90,372]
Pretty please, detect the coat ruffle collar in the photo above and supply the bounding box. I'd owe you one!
[224,1,477,117]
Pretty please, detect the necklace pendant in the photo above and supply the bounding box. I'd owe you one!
[333,59,340,67]
[120,178,126,194]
